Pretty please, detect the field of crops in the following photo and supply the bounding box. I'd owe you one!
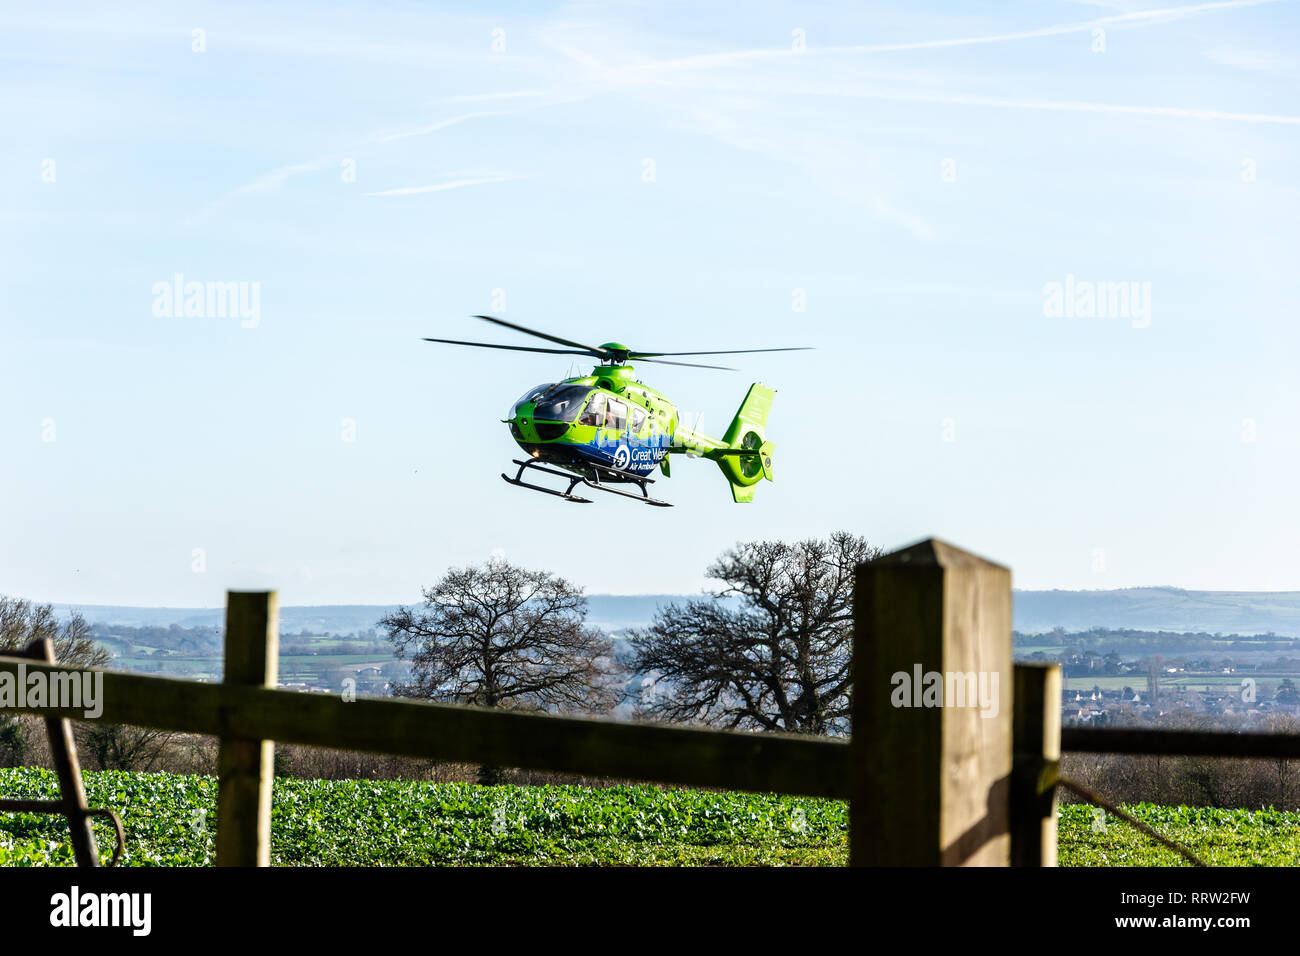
[1058,803,1300,865]
[2,767,1298,866]
[0,768,846,866]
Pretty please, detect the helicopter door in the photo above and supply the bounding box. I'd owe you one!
[630,405,648,440]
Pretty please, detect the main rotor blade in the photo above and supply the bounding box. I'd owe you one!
[423,337,593,356]
[636,357,738,371]
[630,347,814,358]
[472,315,607,357]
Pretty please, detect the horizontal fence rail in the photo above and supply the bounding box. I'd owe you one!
[0,656,852,799]
[1063,727,1300,759]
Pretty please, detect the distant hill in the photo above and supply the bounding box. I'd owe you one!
[54,588,1300,637]
[52,604,395,634]
[52,595,694,635]
[1013,588,1300,636]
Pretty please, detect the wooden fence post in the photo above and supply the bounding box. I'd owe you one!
[216,590,278,867]
[1011,663,1061,866]
[852,539,1013,865]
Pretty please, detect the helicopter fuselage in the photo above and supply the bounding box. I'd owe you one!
[505,366,679,480]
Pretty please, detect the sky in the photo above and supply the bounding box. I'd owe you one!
[2,0,1298,607]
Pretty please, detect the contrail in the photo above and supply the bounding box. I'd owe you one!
[230,158,335,196]
[221,113,503,199]
[363,173,533,197]
[371,110,515,144]
[443,90,554,102]
[373,95,588,143]
[608,0,1282,74]
[220,96,582,202]
[822,0,1282,56]
[829,85,1300,125]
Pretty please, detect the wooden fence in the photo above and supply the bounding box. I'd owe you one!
[3,536,1298,866]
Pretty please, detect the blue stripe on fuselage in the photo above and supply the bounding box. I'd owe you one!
[579,431,672,476]
[517,428,673,478]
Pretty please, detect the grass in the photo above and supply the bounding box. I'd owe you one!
[3,767,1299,866]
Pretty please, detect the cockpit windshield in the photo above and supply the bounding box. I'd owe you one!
[530,384,593,422]
[510,384,554,418]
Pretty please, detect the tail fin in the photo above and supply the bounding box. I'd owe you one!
[714,384,776,502]
[721,383,774,446]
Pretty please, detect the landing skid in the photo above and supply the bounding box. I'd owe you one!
[502,458,673,507]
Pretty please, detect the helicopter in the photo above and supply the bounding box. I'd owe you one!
[424,315,810,507]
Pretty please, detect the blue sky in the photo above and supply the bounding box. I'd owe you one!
[2,0,1298,607]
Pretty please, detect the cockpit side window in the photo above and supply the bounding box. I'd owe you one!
[605,399,628,432]
[579,392,606,427]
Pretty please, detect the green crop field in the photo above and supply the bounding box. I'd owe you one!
[1059,803,1300,865]
[3,768,1299,866]
[0,768,845,866]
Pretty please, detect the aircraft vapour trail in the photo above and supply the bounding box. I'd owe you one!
[362,173,534,197]
[596,0,1282,75]
[821,86,1300,125]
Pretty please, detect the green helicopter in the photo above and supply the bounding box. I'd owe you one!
[424,315,810,507]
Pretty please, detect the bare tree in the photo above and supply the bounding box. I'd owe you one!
[379,559,620,782]
[0,596,110,669]
[630,531,881,735]
[2,597,187,773]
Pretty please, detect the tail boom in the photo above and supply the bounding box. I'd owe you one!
[673,384,776,502]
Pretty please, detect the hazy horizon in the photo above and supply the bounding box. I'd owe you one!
[33,581,1300,613]
[41,586,1300,641]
